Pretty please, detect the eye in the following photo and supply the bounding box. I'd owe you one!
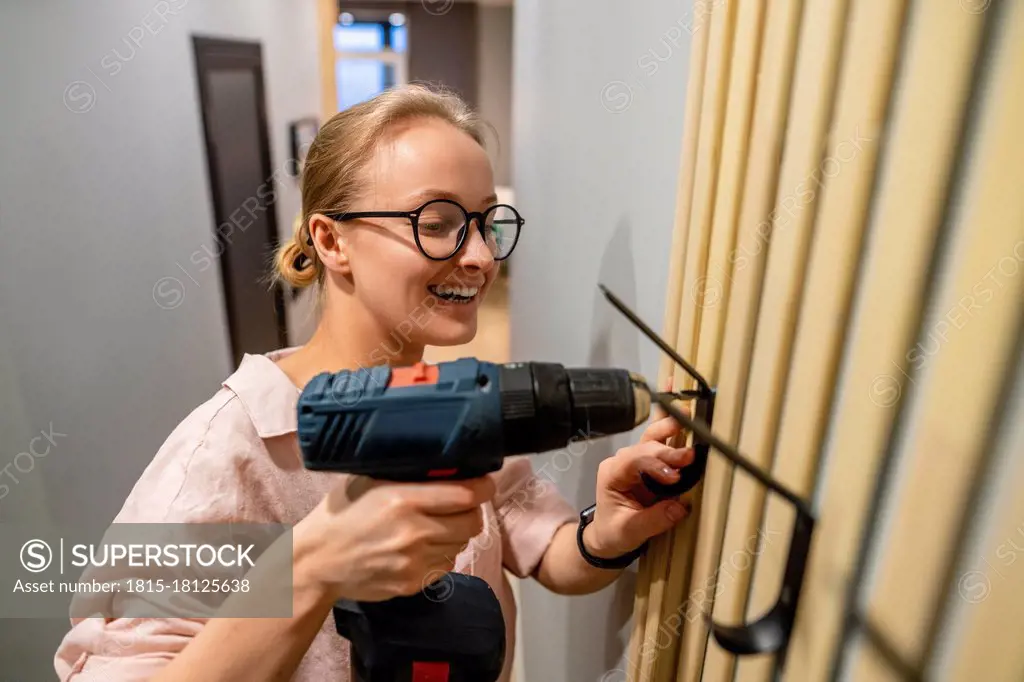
[419,217,460,235]
[418,201,466,236]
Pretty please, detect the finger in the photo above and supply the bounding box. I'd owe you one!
[623,439,696,468]
[391,477,496,514]
[652,444,695,469]
[621,499,691,542]
[640,415,685,444]
[422,507,485,544]
[602,442,694,490]
[633,455,682,485]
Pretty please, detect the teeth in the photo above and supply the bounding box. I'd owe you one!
[433,284,479,298]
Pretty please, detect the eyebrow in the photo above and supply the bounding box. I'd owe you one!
[407,189,500,206]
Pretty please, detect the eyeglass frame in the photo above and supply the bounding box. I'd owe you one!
[320,199,525,262]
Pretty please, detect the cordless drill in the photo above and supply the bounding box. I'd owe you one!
[297,358,699,682]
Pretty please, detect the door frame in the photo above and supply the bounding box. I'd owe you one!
[192,35,288,364]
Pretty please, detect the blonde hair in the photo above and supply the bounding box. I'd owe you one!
[274,83,489,290]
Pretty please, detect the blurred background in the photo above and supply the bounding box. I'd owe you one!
[0,0,693,679]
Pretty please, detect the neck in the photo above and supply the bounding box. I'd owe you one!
[277,289,425,389]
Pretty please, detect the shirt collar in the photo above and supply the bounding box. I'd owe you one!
[222,347,302,439]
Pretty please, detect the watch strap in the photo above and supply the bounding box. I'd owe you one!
[576,503,648,569]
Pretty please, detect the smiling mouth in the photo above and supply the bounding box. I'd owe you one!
[428,284,481,304]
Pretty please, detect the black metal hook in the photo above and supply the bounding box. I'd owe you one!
[598,284,713,395]
[599,283,816,667]
[598,284,715,498]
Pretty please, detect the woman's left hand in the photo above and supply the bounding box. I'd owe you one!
[583,414,695,559]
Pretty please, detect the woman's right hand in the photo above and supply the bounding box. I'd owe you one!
[293,474,496,603]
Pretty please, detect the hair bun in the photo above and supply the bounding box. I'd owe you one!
[275,222,320,290]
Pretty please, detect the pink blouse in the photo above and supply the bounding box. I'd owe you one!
[54,348,577,681]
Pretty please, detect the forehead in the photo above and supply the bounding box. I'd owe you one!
[361,117,495,206]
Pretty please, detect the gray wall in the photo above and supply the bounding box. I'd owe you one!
[0,0,319,676]
[509,1,695,680]
[477,5,514,186]
[407,2,479,109]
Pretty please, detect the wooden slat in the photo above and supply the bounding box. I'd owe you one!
[783,1,988,678]
[848,2,1024,675]
[941,351,1024,681]
[734,0,908,679]
[652,7,710,390]
[637,2,740,679]
[626,4,714,678]
[673,1,805,679]
[670,0,740,394]
[640,0,769,678]
[693,0,768,385]
[700,0,851,679]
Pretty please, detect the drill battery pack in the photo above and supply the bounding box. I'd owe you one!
[335,573,506,682]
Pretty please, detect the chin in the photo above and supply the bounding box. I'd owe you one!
[426,320,478,347]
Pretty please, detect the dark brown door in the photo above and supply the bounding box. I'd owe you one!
[193,36,287,367]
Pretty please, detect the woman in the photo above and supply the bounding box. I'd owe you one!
[55,84,694,682]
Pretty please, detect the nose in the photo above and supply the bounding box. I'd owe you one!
[456,218,495,273]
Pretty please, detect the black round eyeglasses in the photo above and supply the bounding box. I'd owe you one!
[323,199,524,261]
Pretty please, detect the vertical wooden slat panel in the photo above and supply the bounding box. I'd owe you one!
[942,353,1024,681]
[783,1,988,678]
[693,0,767,385]
[734,0,908,679]
[847,1,1024,675]
[700,0,851,679]
[673,1,805,679]
[636,2,740,680]
[652,1,713,390]
[627,6,713,675]
[639,1,769,678]
[627,3,715,678]
[670,0,739,392]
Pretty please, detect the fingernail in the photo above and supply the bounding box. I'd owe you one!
[662,465,678,478]
[666,502,686,521]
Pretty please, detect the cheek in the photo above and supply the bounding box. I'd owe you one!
[351,244,437,307]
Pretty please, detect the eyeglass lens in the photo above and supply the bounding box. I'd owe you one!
[416,200,519,260]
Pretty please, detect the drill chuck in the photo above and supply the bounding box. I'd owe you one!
[498,362,647,454]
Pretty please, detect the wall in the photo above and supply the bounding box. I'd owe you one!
[0,0,320,677]
[477,5,514,186]
[509,0,696,680]
[407,2,479,109]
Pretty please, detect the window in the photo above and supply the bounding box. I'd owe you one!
[334,14,408,111]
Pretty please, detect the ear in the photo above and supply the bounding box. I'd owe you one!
[309,214,351,276]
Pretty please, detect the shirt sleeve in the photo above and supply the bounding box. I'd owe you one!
[54,393,277,681]
[491,456,577,579]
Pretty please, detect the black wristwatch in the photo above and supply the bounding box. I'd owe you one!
[576,504,649,570]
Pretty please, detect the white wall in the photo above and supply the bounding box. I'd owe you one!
[510,1,696,679]
[0,0,319,676]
